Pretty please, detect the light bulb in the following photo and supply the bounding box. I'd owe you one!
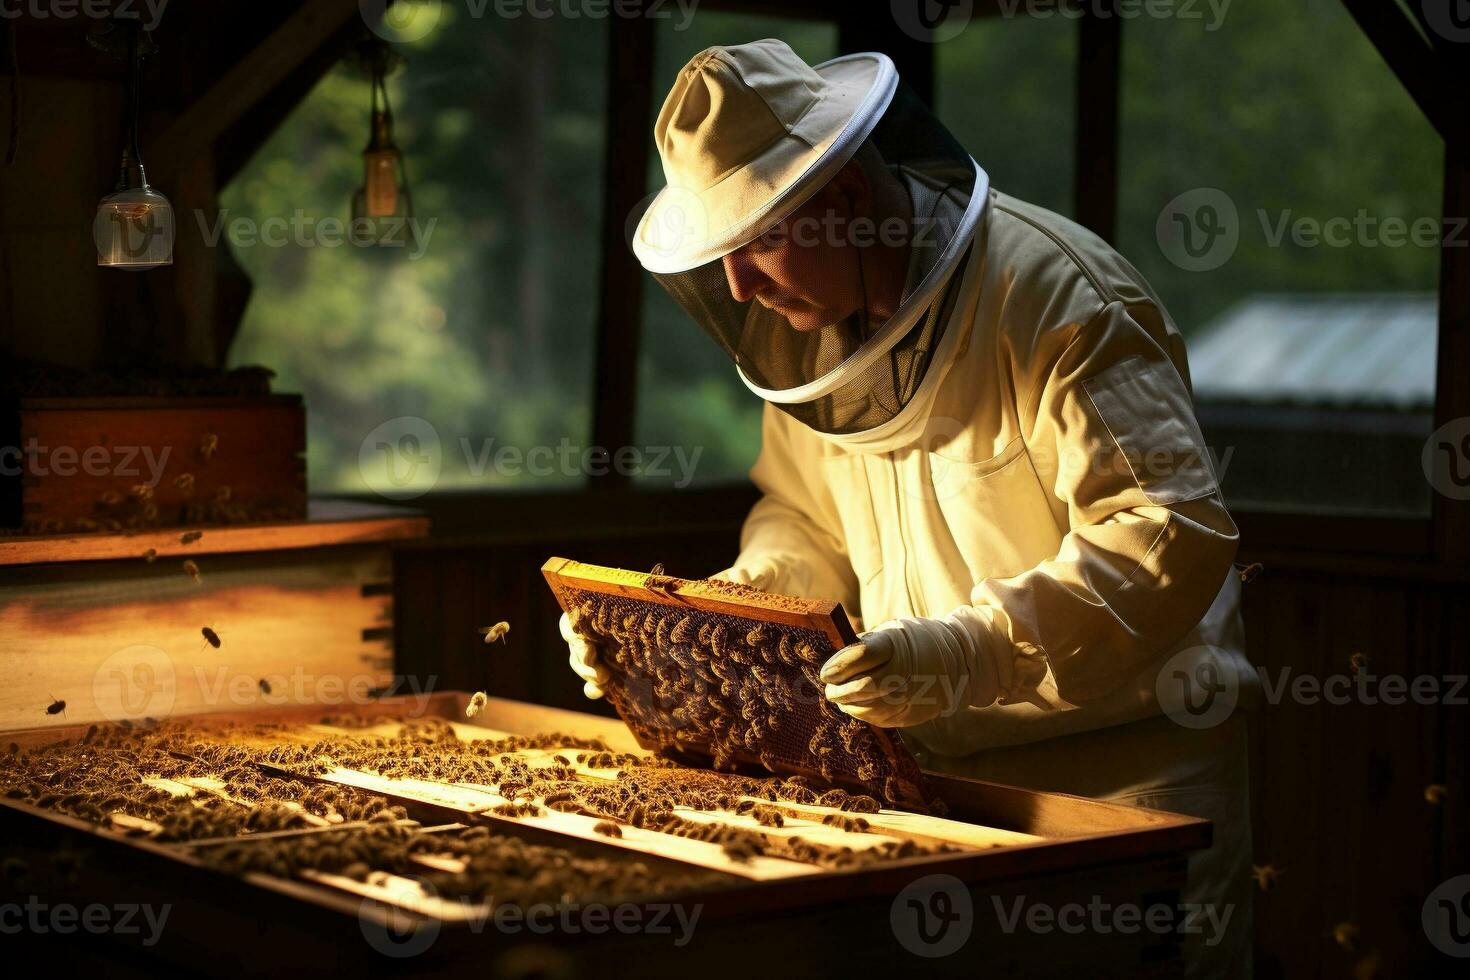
[364,147,400,218]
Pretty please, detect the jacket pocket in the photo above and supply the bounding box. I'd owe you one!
[926,437,1062,583]
[818,454,885,588]
[1082,355,1219,506]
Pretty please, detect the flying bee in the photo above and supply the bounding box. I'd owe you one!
[142,548,157,563]
[257,678,272,695]
[179,530,202,545]
[1251,864,1283,892]
[466,691,488,719]
[1425,783,1449,805]
[201,626,223,650]
[182,560,201,583]
[45,695,66,717]
[200,433,218,459]
[99,490,121,506]
[1349,651,1369,675]
[479,622,510,645]
[1237,562,1264,583]
[174,473,195,495]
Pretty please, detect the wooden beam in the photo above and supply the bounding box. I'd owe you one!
[1433,146,1470,563]
[588,12,657,490]
[1073,2,1121,242]
[1339,0,1467,149]
[149,0,362,168]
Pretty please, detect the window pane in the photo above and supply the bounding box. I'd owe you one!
[633,16,839,487]
[1118,0,1442,515]
[224,11,607,494]
[936,16,1077,218]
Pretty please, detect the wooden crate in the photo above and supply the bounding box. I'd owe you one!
[0,395,306,532]
[0,694,1211,977]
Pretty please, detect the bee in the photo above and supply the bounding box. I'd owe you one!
[99,490,121,506]
[182,560,201,583]
[1331,922,1359,954]
[1238,562,1264,583]
[200,433,219,459]
[258,678,272,695]
[1251,864,1283,892]
[1349,651,1369,675]
[465,691,488,719]
[130,484,154,501]
[174,474,195,494]
[45,696,66,717]
[179,530,202,545]
[142,548,157,563]
[479,622,510,645]
[201,627,222,650]
[1425,783,1449,805]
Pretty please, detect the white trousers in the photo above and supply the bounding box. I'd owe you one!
[912,712,1254,979]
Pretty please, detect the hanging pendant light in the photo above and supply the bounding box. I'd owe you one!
[350,43,415,249]
[94,21,173,270]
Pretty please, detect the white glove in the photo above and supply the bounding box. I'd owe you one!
[819,606,1010,728]
[561,611,610,700]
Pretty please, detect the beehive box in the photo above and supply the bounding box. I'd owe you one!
[0,395,307,533]
[0,694,1211,977]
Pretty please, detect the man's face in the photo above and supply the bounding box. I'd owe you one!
[720,178,865,333]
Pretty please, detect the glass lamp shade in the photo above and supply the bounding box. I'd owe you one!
[350,157,415,250]
[94,185,175,269]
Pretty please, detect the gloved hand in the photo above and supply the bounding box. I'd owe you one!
[561,611,610,700]
[707,557,784,591]
[819,606,1009,727]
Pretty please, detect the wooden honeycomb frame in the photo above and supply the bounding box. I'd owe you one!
[541,558,933,810]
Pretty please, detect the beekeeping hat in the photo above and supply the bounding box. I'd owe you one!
[633,39,988,440]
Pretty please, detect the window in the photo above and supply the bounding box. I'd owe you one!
[224,11,608,494]
[1117,0,1443,515]
[936,14,1078,218]
[632,14,839,487]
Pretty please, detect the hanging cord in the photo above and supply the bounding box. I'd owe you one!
[2,18,18,167]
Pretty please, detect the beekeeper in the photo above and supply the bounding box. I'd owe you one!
[563,39,1255,978]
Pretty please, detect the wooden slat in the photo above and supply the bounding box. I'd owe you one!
[0,500,427,566]
[1433,145,1470,562]
[1074,1,1121,243]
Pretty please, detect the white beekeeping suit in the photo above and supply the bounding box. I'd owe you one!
[566,38,1256,978]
